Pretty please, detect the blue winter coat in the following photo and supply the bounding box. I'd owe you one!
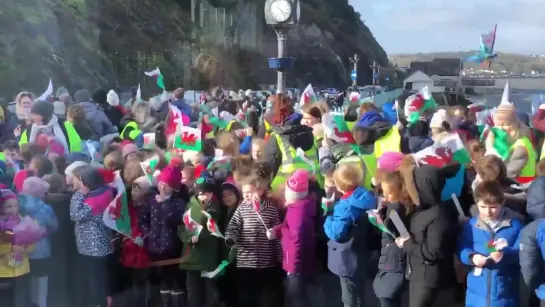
[458,210,523,307]
[520,219,545,299]
[324,186,377,277]
[18,194,59,260]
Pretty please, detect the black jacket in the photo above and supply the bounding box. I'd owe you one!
[373,202,410,298]
[402,165,457,288]
[263,114,314,177]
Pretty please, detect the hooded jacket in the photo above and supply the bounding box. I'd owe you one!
[78,101,117,138]
[458,208,523,307]
[407,136,434,153]
[400,165,457,288]
[263,114,315,176]
[324,186,377,277]
[18,194,59,259]
[272,195,317,275]
[526,176,545,221]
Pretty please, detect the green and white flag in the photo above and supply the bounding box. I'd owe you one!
[367,209,395,238]
[145,67,165,90]
[174,125,202,152]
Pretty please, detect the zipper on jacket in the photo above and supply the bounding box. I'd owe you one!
[286,249,289,266]
[486,231,495,307]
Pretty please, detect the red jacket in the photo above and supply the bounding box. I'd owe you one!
[119,203,150,268]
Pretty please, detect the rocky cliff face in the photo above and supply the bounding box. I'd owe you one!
[0,0,388,99]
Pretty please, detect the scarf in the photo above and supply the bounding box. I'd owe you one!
[28,115,69,153]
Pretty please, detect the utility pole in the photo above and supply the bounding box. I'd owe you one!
[349,54,359,90]
[370,61,381,97]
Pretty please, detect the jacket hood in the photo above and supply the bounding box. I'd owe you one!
[527,176,545,220]
[402,165,445,209]
[18,194,46,214]
[344,186,377,211]
[369,121,392,140]
[120,114,135,128]
[408,136,434,153]
[79,101,101,117]
[272,123,314,151]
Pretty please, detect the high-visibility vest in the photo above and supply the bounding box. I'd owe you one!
[509,137,536,184]
[374,126,401,158]
[0,153,4,161]
[346,121,355,131]
[19,121,82,153]
[120,121,141,140]
[270,133,323,192]
[338,154,377,190]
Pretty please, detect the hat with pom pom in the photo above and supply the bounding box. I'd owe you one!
[285,169,309,202]
[157,162,182,190]
[0,189,16,204]
[195,175,215,195]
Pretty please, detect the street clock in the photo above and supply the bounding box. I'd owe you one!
[265,0,300,26]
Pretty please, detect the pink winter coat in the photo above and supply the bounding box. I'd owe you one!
[272,196,317,275]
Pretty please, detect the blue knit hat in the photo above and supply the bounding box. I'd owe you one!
[356,110,385,128]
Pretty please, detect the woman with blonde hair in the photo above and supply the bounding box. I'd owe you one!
[10,92,35,138]
[485,103,536,184]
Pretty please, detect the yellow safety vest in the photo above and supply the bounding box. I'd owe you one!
[270,133,323,192]
[338,154,377,190]
[346,121,355,131]
[121,121,141,140]
[509,137,536,184]
[0,153,4,161]
[19,121,82,153]
[374,126,401,158]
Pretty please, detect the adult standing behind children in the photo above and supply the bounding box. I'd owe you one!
[396,165,457,307]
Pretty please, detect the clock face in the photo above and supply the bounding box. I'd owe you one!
[270,0,292,23]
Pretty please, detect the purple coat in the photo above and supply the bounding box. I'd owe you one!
[273,196,316,274]
[139,194,185,256]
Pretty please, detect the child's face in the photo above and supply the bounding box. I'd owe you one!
[131,183,147,202]
[158,181,174,196]
[125,152,137,161]
[181,169,195,188]
[222,190,238,207]
[4,150,20,162]
[381,182,401,203]
[47,152,60,163]
[301,113,319,127]
[241,184,258,202]
[251,144,263,160]
[324,179,337,198]
[197,192,213,205]
[477,201,502,220]
[2,199,18,215]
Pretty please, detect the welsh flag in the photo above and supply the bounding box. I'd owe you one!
[321,113,356,144]
[300,84,317,106]
[201,260,230,279]
[404,86,437,123]
[183,208,203,236]
[293,148,316,175]
[412,133,471,167]
[200,105,228,129]
[367,209,395,238]
[174,125,202,152]
[166,104,189,137]
[201,210,224,238]
[140,155,160,183]
[103,171,132,237]
[486,238,508,253]
[321,195,335,216]
[37,79,53,101]
[144,67,165,90]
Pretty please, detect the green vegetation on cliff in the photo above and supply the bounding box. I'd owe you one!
[0,0,388,99]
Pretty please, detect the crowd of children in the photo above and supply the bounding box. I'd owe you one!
[2,86,545,307]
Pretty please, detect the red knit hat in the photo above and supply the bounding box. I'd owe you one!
[157,166,181,190]
[0,189,17,204]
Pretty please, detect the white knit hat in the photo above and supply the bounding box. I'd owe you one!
[107,90,119,107]
[65,161,89,177]
[429,109,449,129]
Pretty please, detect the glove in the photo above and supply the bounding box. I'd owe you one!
[266,229,275,240]
[134,236,144,247]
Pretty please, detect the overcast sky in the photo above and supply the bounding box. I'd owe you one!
[349,0,545,54]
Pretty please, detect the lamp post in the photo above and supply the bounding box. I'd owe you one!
[349,54,359,90]
[265,0,300,94]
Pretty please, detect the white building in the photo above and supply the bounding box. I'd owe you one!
[403,71,445,93]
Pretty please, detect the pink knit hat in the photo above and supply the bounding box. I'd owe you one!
[285,169,309,202]
[48,139,65,156]
[377,152,404,172]
[157,166,182,190]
